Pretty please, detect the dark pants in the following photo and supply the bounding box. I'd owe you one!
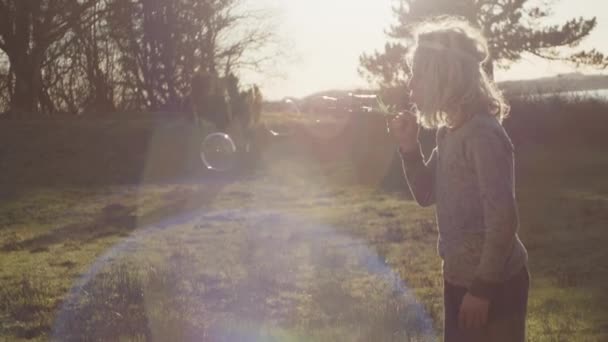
[444,267,530,342]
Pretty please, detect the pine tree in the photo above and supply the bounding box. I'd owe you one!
[359,0,607,90]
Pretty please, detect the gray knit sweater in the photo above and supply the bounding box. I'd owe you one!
[401,114,528,299]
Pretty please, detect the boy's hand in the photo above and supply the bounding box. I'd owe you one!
[459,292,490,330]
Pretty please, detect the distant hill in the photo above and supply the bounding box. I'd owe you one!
[498,73,608,96]
[263,73,608,109]
[301,88,378,101]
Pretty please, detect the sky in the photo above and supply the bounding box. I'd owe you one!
[242,0,608,101]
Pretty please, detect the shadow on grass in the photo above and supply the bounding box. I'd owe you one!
[2,204,137,252]
[2,177,236,254]
[0,277,57,339]
[0,177,236,340]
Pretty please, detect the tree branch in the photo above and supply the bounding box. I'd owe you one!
[530,48,608,68]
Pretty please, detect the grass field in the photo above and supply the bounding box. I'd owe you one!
[0,112,607,341]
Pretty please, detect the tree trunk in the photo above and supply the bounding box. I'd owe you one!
[10,55,41,114]
[8,1,43,115]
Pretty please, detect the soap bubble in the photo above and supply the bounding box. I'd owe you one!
[200,132,237,171]
[284,98,301,116]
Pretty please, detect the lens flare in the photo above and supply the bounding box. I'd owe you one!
[52,208,437,341]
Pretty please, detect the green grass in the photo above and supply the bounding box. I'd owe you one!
[0,118,607,341]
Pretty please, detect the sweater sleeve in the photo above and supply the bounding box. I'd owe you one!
[466,128,519,300]
[400,144,437,207]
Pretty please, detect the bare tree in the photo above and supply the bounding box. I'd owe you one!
[0,0,278,115]
[108,0,277,111]
[42,0,118,114]
[0,0,98,115]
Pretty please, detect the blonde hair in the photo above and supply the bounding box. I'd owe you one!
[408,17,509,129]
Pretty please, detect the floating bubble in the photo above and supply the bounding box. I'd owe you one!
[284,98,301,116]
[200,132,237,171]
